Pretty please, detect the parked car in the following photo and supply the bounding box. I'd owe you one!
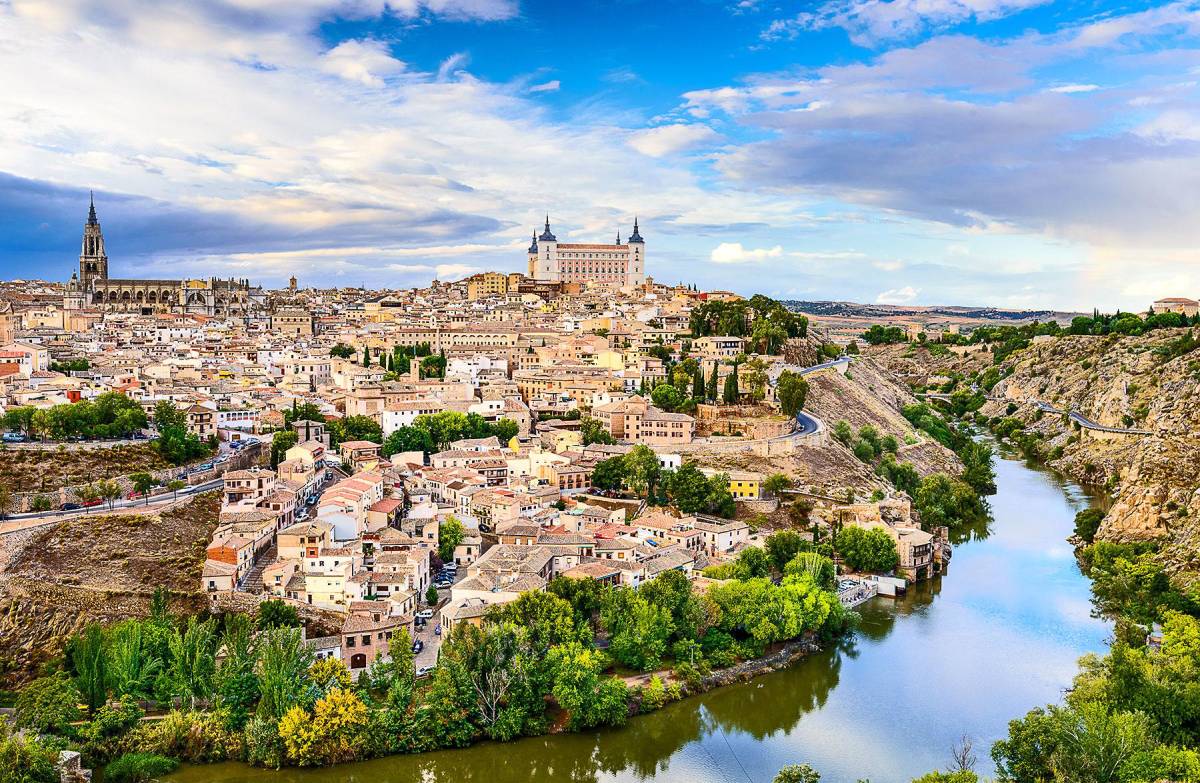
[415,665,436,678]
[411,640,424,654]
[81,498,103,508]
[60,502,81,511]
[434,625,442,636]
[415,609,434,620]
[1,432,26,443]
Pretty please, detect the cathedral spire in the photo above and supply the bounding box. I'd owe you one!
[616,229,621,244]
[87,190,98,226]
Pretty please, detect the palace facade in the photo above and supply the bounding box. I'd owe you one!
[526,217,645,289]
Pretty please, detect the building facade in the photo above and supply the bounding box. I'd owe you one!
[69,195,267,318]
[526,217,645,288]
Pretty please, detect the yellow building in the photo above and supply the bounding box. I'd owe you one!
[466,272,510,300]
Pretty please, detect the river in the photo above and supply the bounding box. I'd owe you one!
[172,445,1110,783]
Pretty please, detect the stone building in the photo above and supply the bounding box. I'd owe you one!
[68,194,267,318]
[526,216,646,288]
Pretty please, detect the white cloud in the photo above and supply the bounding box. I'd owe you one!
[1047,83,1100,93]
[628,123,720,157]
[710,242,783,264]
[766,0,1050,46]
[529,80,560,93]
[872,259,905,271]
[320,39,405,87]
[876,285,919,304]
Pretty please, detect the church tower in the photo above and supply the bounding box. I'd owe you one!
[79,192,108,290]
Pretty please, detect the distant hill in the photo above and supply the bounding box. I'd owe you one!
[782,300,1087,323]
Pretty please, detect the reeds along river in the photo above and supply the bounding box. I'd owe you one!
[171,443,1110,783]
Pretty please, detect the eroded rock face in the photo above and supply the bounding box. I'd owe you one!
[979,330,1200,579]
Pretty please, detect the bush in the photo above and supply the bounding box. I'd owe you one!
[14,672,83,736]
[124,710,242,763]
[0,730,61,783]
[104,753,179,783]
[1073,508,1105,544]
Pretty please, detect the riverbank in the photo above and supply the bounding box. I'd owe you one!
[161,445,1108,783]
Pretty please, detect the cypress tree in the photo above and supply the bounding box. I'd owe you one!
[706,364,719,402]
[692,367,704,401]
[722,366,739,404]
[362,345,370,367]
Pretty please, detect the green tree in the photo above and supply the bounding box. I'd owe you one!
[547,642,629,730]
[915,473,987,529]
[1074,508,1105,544]
[381,425,435,458]
[623,445,661,498]
[706,364,719,402]
[835,526,899,573]
[773,764,821,783]
[71,624,108,712]
[14,672,83,734]
[438,515,466,563]
[777,370,809,417]
[590,456,627,491]
[152,400,188,431]
[722,365,740,404]
[130,472,155,503]
[763,473,792,497]
[107,621,162,700]
[362,345,371,367]
[256,627,315,721]
[165,616,218,709]
[426,585,440,606]
[602,588,672,671]
[270,429,299,468]
[257,599,301,630]
[692,367,705,401]
[329,343,354,359]
[651,383,683,412]
[167,479,186,501]
[765,530,807,572]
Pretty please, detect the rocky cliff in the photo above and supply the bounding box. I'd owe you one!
[980,330,1200,583]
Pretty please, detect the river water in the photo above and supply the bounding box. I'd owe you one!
[172,446,1109,783]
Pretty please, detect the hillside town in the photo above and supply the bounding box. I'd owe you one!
[0,203,958,683]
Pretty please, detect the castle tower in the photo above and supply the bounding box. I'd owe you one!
[626,217,645,287]
[536,216,559,282]
[79,191,108,290]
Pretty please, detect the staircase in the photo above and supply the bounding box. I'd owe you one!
[240,544,277,594]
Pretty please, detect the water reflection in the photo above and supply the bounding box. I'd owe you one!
[172,444,1110,783]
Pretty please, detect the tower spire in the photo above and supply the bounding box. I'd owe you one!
[538,214,556,242]
[87,190,98,226]
[628,215,643,243]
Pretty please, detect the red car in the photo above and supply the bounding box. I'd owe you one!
[81,498,103,508]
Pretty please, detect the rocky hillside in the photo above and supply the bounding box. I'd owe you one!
[0,492,221,682]
[980,330,1200,581]
[694,350,962,497]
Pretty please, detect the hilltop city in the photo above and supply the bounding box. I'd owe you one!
[2,197,1199,782]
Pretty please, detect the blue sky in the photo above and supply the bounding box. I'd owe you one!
[2,0,1200,310]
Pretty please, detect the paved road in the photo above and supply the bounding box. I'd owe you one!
[1,478,223,529]
[794,410,822,436]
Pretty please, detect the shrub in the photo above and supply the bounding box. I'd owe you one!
[1073,508,1105,544]
[104,753,179,783]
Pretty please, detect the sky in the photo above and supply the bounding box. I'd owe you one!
[2,0,1200,310]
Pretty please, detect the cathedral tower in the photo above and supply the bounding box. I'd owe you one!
[79,192,108,290]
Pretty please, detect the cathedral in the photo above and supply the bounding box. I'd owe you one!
[68,194,267,317]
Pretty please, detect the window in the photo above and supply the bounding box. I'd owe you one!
[346,636,356,648]
[362,635,371,646]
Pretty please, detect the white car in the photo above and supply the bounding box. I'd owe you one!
[415,665,436,678]
[415,608,434,620]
